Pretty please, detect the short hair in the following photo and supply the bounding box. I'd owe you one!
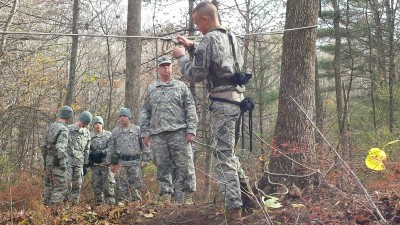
[193,2,218,20]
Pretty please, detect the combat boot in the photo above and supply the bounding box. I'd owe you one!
[183,192,193,205]
[240,182,257,210]
[226,208,243,225]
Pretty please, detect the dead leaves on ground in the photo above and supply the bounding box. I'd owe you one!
[0,202,159,225]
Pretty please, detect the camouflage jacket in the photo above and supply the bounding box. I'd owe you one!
[107,124,150,162]
[66,124,91,166]
[41,121,69,160]
[140,79,198,137]
[177,27,245,93]
[90,130,111,164]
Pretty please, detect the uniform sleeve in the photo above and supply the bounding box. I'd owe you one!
[138,128,151,162]
[40,127,49,151]
[183,85,198,136]
[84,131,90,164]
[102,132,111,155]
[140,90,151,138]
[105,131,115,163]
[55,128,68,160]
[177,37,211,83]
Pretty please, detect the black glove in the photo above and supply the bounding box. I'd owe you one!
[83,164,89,176]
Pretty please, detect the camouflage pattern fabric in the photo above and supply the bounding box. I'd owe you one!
[211,100,249,209]
[116,160,143,202]
[107,124,150,202]
[140,79,198,137]
[41,121,69,205]
[177,27,250,209]
[140,79,198,198]
[91,166,115,204]
[151,129,196,196]
[172,163,184,203]
[90,130,115,204]
[177,27,244,93]
[65,124,91,204]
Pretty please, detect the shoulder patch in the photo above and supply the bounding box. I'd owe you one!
[195,50,204,67]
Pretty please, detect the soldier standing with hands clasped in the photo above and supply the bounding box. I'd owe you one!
[172,2,254,224]
[89,116,116,205]
[107,107,150,203]
[140,56,198,205]
[41,106,73,206]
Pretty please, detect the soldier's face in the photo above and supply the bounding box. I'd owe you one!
[157,63,172,77]
[119,116,130,125]
[93,122,102,132]
[193,12,208,35]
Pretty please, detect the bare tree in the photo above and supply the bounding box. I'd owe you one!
[65,0,80,106]
[125,0,142,123]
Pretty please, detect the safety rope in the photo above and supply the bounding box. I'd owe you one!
[0,25,318,39]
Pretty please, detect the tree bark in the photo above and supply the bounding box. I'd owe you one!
[267,0,318,190]
[385,0,396,133]
[125,0,142,123]
[315,56,323,151]
[65,0,80,106]
[188,0,196,98]
[332,0,346,156]
[371,0,387,84]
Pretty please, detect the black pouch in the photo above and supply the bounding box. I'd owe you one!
[89,150,105,164]
[231,72,252,86]
[52,155,60,166]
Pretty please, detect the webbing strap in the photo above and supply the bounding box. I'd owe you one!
[209,96,254,153]
[227,33,241,74]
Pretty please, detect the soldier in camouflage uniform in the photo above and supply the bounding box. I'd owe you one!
[89,116,115,205]
[41,106,73,206]
[140,56,198,204]
[107,107,150,203]
[65,111,92,205]
[173,2,253,223]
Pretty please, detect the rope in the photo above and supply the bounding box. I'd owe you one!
[289,96,387,223]
[0,25,318,39]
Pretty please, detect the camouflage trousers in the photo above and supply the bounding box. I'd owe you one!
[65,164,83,204]
[172,163,184,203]
[43,156,68,205]
[210,101,249,209]
[151,151,184,202]
[91,165,116,204]
[151,129,196,196]
[116,160,142,202]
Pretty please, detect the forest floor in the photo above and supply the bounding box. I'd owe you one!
[1,161,400,224]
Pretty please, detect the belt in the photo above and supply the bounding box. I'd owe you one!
[210,91,244,102]
[120,154,141,161]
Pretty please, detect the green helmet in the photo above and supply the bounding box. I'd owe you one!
[59,106,74,119]
[119,107,131,119]
[79,111,93,124]
[92,116,104,125]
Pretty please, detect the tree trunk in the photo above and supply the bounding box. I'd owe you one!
[332,0,346,157]
[125,0,142,123]
[65,0,80,106]
[365,1,378,134]
[188,0,196,98]
[371,0,387,84]
[315,56,323,151]
[266,0,318,191]
[385,0,396,133]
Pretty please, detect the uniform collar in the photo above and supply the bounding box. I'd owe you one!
[156,79,175,87]
[208,26,228,33]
